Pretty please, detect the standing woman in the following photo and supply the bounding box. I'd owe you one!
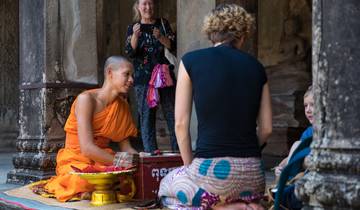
[158,4,272,209]
[125,0,178,153]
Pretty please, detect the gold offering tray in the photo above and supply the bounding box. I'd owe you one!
[71,169,136,206]
[71,169,135,179]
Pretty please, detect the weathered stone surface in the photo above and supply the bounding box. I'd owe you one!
[263,128,289,156]
[272,93,309,128]
[19,0,98,85]
[8,0,99,185]
[266,62,310,95]
[296,172,360,209]
[156,106,171,151]
[0,0,18,151]
[258,0,311,67]
[296,0,360,209]
[46,0,98,84]
[18,88,77,141]
[102,0,122,59]
[19,0,45,84]
[156,0,177,31]
[8,88,81,184]
[258,0,288,66]
[177,0,215,58]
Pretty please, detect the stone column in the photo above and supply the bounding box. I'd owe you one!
[0,0,19,152]
[7,0,98,185]
[177,0,215,58]
[295,0,360,209]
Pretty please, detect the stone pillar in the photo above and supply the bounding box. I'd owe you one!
[177,0,215,58]
[177,0,215,148]
[0,0,19,152]
[7,0,98,185]
[296,0,360,209]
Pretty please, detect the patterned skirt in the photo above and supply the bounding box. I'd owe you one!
[158,157,265,209]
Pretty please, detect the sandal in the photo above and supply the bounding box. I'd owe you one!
[134,197,162,209]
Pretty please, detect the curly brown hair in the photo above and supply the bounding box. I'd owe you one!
[203,4,255,44]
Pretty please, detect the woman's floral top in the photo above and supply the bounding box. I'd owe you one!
[125,18,176,85]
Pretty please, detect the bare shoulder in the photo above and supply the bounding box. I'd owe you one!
[76,91,96,111]
[77,92,95,103]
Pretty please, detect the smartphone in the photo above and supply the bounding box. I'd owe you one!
[140,24,153,34]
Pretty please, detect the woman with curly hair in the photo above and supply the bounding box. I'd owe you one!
[158,4,272,209]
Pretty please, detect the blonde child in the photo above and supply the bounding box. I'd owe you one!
[274,86,314,177]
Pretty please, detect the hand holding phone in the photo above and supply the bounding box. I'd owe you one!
[133,23,141,37]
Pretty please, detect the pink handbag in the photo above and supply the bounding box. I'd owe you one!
[146,64,174,108]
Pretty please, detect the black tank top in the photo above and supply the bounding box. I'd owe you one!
[182,44,267,158]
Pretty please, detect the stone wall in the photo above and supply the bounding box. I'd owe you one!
[0,0,19,152]
[258,0,312,161]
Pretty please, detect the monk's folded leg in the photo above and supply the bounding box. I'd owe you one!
[45,173,94,202]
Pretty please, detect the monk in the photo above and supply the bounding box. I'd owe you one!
[38,56,138,202]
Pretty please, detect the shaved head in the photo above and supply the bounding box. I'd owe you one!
[104,56,132,76]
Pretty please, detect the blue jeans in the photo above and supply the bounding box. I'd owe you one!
[134,84,178,152]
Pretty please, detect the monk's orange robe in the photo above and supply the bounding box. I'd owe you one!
[44,92,137,202]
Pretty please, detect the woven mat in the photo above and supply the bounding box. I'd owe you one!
[4,185,144,210]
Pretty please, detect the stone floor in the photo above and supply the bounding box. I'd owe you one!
[0,152,19,192]
[0,151,276,209]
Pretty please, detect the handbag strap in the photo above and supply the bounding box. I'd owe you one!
[160,18,167,36]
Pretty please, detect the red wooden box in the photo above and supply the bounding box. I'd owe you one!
[134,153,183,200]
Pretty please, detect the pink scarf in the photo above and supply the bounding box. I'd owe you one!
[146,64,174,108]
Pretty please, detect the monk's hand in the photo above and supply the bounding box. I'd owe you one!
[113,152,139,167]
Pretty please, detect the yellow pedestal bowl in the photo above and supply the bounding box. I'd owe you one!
[71,169,136,206]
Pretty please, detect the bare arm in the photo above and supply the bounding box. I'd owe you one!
[130,23,141,50]
[257,83,273,146]
[131,35,139,50]
[275,140,301,176]
[75,94,114,165]
[175,61,193,165]
[287,140,301,164]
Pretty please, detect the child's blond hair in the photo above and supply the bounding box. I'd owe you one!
[304,86,313,98]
